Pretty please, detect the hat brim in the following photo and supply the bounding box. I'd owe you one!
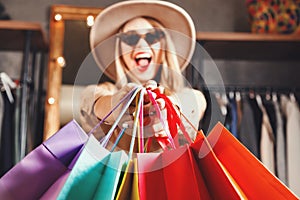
[90,0,196,81]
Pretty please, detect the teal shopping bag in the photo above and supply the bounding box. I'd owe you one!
[57,135,128,199]
[93,150,128,200]
[55,133,127,200]
[56,134,128,200]
[57,134,110,199]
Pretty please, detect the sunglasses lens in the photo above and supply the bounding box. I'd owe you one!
[145,32,157,45]
[146,30,164,45]
[120,34,140,46]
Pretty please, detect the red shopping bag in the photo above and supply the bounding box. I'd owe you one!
[206,122,299,199]
[190,131,246,199]
[137,89,240,199]
[154,89,296,199]
[137,124,244,199]
[137,144,212,200]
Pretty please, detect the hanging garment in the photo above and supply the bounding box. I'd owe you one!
[281,94,300,197]
[273,95,287,185]
[248,94,263,159]
[0,72,19,164]
[238,94,259,158]
[235,91,243,133]
[200,90,225,134]
[263,96,277,140]
[228,92,238,138]
[13,87,21,163]
[214,92,232,132]
[256,94,275,174]
[0,91,16,177]
[0,93,3,152]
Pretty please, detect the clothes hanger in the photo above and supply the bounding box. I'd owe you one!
[228,90,235,100]
[289,91,296,103]
[272,92,278,103]
[0,72,17,103]
[235,90,241,102]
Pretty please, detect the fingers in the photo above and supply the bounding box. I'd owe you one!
[155,98,165,110]
[122,104,167,128]
[127,96,165,116]
[144,80,164,94]
[144,80,157,90]
[117,81,169,136]
[122,119,169,139]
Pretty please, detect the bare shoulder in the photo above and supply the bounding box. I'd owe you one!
[179,88,206,106]
[175,87,207,119]
[191,88,207,109]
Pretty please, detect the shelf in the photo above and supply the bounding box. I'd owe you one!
[196,32,300,61]
[0,20,48,52]
[0,20,48,158]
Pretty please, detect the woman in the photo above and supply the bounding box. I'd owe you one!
[80,0,206,151]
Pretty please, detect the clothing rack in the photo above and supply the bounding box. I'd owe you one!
[0,21,48,162]
[198,82,300,194]
[199,85,300,94]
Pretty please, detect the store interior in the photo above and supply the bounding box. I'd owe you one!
[0,0,300,197]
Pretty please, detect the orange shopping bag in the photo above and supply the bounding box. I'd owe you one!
[206,122,299,199]
[190,131,246,199]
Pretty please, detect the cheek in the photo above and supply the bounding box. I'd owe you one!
[152,43,164,64]
[122,54,131,66]
[120,44,134,68]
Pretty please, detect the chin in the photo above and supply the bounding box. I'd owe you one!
[137,75,155,83]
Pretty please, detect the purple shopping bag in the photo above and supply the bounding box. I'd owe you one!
[0,120,88,200]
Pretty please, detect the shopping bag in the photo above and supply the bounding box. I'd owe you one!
[42,86,141,199]
[56,134,108,199]
[133,89,210,199]
[190,131,246,199]
[0,120,88,200]
[137,144,212,200]
[147,90,245,199]
[206,122,299,199]
[40,170,71,199]
[115,158,140,200]
[41,136,128,200]
[55,86,142,199]
[93,150,128,200]
[56,134,127,200]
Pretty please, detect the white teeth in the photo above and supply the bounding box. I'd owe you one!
[136,53,151,59]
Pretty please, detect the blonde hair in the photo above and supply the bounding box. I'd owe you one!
[114,17,184,92]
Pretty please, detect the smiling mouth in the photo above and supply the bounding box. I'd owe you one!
[135,53,152,69]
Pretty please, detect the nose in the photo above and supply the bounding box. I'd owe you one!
[136,37,150,48]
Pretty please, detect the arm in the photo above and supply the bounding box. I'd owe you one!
[79,82,117,133]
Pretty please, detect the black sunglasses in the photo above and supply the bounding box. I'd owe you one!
[118,29,165,47]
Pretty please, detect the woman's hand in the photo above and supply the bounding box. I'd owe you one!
[122,80,169,143]
[95,80,172,151]
[94,82,139,125]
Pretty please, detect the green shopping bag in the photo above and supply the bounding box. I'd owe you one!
[57,134,109,199]
[93,150,128,199]
[56,133,129,200]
